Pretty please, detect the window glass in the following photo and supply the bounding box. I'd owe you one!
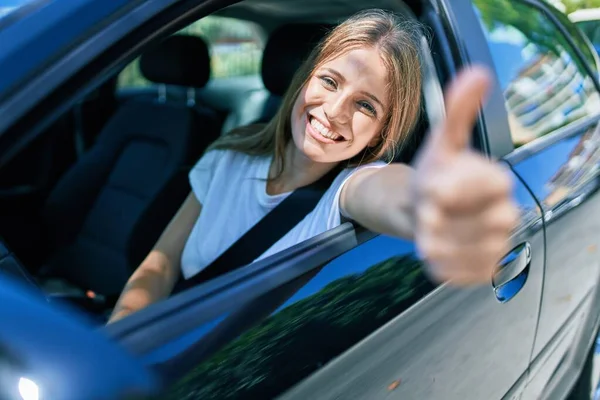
[575,20,600,55]
[473,0,600,148]
[118,16,264,88]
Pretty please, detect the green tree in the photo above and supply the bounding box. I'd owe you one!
[118,16,262,88]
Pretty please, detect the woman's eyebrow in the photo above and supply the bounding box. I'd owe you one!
[324,67,345,82]
[360,91,384,109]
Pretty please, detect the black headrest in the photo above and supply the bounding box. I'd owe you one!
[140,34,210,88]
[262,24,333,96]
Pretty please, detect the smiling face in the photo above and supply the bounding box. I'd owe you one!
[290,46,390,164]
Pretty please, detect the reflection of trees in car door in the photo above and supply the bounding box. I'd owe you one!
[162,238,435,399]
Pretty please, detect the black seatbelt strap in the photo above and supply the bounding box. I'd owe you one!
[173,166,340,294]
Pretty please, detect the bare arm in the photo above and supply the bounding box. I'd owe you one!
[340,164,415,240]
[108,191,201,323]
[340,68,519,286]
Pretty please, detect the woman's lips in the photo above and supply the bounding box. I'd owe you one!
[306,114,343,144]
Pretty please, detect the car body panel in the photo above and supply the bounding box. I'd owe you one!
[0,274,159,400]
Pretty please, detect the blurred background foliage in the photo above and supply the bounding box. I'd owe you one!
[555,0,600,13]
[118,1,600,89]
[117,16,263,88]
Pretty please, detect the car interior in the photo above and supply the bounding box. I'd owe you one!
[0,0,448,319]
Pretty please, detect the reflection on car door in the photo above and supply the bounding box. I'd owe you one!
[472,0,600,397]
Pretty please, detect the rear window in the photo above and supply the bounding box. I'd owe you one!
[118,16,265,89]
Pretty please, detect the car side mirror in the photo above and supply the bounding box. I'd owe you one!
[0,275,160,400]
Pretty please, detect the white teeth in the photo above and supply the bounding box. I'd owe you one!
[310,117,342,140]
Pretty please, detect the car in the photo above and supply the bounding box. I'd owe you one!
[1,0,600,399]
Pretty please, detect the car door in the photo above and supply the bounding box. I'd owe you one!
[470,0,600,398]
[105,2,543,399]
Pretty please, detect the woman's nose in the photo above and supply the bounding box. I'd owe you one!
[324,95,351,125]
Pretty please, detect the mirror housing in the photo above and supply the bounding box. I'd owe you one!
[0,275,160,400]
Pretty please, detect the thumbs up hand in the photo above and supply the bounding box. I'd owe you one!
[412,66,519,285]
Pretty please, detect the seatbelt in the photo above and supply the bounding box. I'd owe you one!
[173,166,340,294]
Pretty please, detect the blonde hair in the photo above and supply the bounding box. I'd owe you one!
[208,8,423,179]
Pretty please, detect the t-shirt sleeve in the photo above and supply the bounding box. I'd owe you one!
[188,150,223,204]
[326,161,388,227]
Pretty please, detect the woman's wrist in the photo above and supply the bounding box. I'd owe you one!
[107,306,135,324]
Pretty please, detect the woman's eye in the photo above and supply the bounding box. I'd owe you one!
[358,101,376,116]
[320,76,337,89]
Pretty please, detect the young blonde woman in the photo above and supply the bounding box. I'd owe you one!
[108,9,518,323]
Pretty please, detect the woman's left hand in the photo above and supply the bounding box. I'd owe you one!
[411,66,519,285]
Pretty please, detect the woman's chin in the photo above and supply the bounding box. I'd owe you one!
[291,126,344,164]
[302,142,349,165]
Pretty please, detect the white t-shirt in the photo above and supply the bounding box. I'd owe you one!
[180,149,386,279]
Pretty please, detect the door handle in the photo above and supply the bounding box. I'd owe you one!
[492,242,532,303]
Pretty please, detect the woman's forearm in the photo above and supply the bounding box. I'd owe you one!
[341,164,416,240]
[108,192,201,323]
[109,251,179,322]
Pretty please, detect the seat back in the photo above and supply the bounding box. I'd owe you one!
[253,23,333,124]
[43,35,219,296]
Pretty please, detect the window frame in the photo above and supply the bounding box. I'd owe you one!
[467,0,600,165]
[0,0,444,389]
[439,0,514,160]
